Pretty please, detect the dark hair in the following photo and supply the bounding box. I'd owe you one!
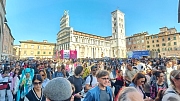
[13,68,20,78]
[155,71,163,79]
[74,66,83,76]
[3,67,10,74]
[61,64,65,70]
[32,74,43,83]
[132,73,147,85]
[96,70,109,78]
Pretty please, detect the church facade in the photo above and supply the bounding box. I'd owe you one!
[56,10,126,58]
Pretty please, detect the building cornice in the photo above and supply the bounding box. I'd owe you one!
[19,41,56,45]
[0,0,6,15]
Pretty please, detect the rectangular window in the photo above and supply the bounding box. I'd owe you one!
[37,51,40,54]
[162,43,166,46]
[49,52,51,54]
[153,45,155,47]
[24,51,27,55]
[168,43,171,46]
[174,36,176,40]
[31,45,34,49]
[156,44,159,47]
[152,40,154,43]
[174,42,177,45]
[24,45,27,48]
[156,40,159,42]
[162,38,164,41]
[43,52,46,54]
[31,51,34,55]
[147,41,149,44]
[147,45,150,48]
[168,37,171,41]
[38,46,40,49]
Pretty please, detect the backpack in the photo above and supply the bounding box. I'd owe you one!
[84,75,93,92]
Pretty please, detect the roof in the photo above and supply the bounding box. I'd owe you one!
[111,9,124,15]
[19,40,56,45]
[73,30,108,40]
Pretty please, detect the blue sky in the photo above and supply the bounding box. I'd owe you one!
[5,0,180,45]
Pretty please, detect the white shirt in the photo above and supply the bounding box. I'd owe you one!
[85,75,98,88]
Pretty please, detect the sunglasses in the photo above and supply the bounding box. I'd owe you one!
[141,81,145,83]
[101,78,109,80]
[175,78,180,80]
[33,82,42,85]
[41,75,45,77]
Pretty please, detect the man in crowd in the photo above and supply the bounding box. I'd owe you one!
[124,64,138,86]
[84,70,113,101]
[84,65,98,92]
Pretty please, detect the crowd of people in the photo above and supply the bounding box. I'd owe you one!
[0,57,180,101]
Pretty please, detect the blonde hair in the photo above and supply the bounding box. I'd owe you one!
[39,69,47,79]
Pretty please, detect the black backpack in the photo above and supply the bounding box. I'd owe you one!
[84,75,93,92]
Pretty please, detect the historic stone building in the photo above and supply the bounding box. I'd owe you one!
[19,40,56,59]
[56,10,126,58]
[2,22,15,61]
[0,0,6,61]
[126,27,180,58]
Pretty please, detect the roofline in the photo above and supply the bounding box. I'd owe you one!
[19,41,56,45]
[73,30,108,38]
[4,22,15,40]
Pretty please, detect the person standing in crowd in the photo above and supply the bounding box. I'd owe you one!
[113,70,124,97]
[150,71,168,99]
[166,61,175,86]
[52,65,66,78]
[83,70,113,101]
[84,65,98,92]
[11,68,20,101]
[44,62,52,80]
[0,68,13,101]
[68,66,84,101]
[39,70,49,89]
[162,70,180,100]
[129,73,152,100]
[44,77,74,101]
[124,64,138,86]
[118,87,144,101]
[24,74,46,101]
[17,68,34,101]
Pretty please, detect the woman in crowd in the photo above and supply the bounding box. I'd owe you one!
[39,70,49,88]
[162,70,180,100]
[17,68,34,101]
[0,68,13,101]
[24,74,46,101]
[129,72,151,100]
[11,68,20,101]
[113,70,124,97]
[150,71,168,99]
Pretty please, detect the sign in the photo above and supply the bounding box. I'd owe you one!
[60,50,77,59]
[128,50,150,59]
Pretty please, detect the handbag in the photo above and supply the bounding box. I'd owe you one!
[0,83,8,90]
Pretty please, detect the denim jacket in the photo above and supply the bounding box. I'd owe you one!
[83,86,113,101]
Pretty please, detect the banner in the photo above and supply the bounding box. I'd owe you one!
[60,50,77,59]
[128,50,150,59]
